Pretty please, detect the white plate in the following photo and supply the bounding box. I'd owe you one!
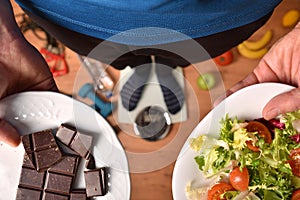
[0,92,130,200]
[172,83,295,200]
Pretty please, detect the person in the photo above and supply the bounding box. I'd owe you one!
[0,1,57,147]
[215,21,300,120]
[0,0,299,147]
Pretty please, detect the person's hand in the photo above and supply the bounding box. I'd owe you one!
[215,22,300,120]
[0,1,58,147]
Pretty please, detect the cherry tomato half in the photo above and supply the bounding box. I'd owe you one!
[245,121,272,152]
[207,182,235,200]
[289,148,300,177]
[229,167,249,191]
[292,189,300,200]
[213,50,234,66]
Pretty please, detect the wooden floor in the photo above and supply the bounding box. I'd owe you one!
[11,1,300,199]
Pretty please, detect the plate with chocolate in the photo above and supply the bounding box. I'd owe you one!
[0,91,130,200]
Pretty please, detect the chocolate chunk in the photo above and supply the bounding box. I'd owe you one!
[34,147,62,172]
[19,167,45,190]
[42,192,69,200]
[56,124,92,159]
[84,168,108,197]
[48,154,80,176]
[22,129,62,172]
[22,153,35,169]
[70,133,92,158]
[22,134,32,153]
[16,187,42,200]
[44,172,73,195]
[32,130,57,151]
[56,124,77,146]
[70,189,88,200]
[85,154,96,169]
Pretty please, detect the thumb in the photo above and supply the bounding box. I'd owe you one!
[263,88,300,120]
[0,119,21,147]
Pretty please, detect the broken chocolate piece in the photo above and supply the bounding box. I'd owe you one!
[85,153,96,170]
[48,154,80,176]
[42,192,69,200]
[32,130,57,151]
[84,167,108,197]
[44,172,73,195]
[16,187,42,200]
[70,189,89,200]
[22,153,35,169]
[22,129,62,172]
[56,124,92,159]
[70,133,92,158]
[55,124,77,146]
[19,167,45,190]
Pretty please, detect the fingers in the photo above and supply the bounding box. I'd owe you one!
[213,51,281,107]
[0,119,20,147]
[263,88,300,120]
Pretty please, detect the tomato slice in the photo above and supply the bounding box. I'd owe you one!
[245,121,272,152]
[207,182,235,200]
[213,50,234,66]
[292,189,300,200]
[289,148,300,177]
[229,167,249,191]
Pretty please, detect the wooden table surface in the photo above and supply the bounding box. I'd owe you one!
[11,0,300,199]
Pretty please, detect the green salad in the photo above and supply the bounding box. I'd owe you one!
[186,111,300,200]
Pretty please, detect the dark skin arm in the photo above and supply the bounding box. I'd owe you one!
[0,0,57,146]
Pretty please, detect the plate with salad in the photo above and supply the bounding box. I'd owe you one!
[172,83,300,200]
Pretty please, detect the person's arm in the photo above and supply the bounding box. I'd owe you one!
[0,0,58,146]
[215,22,300,120]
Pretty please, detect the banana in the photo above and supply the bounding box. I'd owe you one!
[242,30,273,51]
[237,43,268,59]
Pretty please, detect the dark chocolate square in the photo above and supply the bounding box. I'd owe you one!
[44,172,73,195]
[56,124,77,146]
[70,189,88,200]
[42,191,69,200]
[32,130,57,151]
[19,167,45,190]
[35,147,62,171]
[70,133,92,158]
[84,168,107,197]
[16,187,42,200]
[48,154,80,176]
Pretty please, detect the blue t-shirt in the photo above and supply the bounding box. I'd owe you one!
[15,0,281,46]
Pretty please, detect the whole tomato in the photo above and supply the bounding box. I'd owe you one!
[213,50,233,66]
